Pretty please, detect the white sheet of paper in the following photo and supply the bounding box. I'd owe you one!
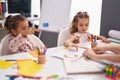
[0,52,36,61]
[47,47,85,59]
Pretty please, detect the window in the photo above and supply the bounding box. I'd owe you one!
[8,0,31,17]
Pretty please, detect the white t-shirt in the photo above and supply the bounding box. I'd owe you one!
[74,32,91,43]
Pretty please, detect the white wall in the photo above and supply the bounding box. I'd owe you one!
[70,0,102,35]
[31,0,40,25]
[31,0,40,17]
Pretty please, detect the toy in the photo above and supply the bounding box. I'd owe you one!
[105,64,120,80]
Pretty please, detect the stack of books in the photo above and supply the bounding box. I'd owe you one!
[0,0,7,20]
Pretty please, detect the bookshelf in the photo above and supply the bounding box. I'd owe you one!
[0,0,7,28]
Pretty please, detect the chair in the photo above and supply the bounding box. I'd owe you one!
[0,34,12,56]
[57,27,70,47]
[28,34,45,48]
[0,34,45,56]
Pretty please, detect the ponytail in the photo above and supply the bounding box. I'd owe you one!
[4,15,12,32]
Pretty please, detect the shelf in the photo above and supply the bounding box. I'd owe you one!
[0,0,7,2]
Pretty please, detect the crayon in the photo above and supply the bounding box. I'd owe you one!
[6,74,42,79]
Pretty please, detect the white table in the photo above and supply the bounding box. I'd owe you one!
[0,47,110,80]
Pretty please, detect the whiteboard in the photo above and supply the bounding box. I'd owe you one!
[39,0,71,33]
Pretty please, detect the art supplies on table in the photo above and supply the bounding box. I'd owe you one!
[36,46,47,64]
[89,34,97,42]
[88,34,97,48]
[6,74,42,79]
[0,52,46,79]
[28,46,47,58]
[105,64,120,80]
[47,42,96,59]
[37,55,46,64]
[63,49,120,74]
[0,60,14,69]
[16,59,43,76]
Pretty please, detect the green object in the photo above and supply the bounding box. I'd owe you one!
[51,74,58,78]
[110,40,120,44]
[37,47,40,55]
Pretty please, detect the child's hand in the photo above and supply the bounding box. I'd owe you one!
[22,27,40,37]
[100,36,110,43]
[28,27,40,34]
[68,44,79,51]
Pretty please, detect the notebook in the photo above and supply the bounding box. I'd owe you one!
[63,56,105,74]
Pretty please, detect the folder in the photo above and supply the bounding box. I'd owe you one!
[63,57,105,74]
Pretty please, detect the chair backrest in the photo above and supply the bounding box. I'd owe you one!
[29,34,45,48]
[0,34,45,56]
[57,27,70,46]
[0,34,12,56]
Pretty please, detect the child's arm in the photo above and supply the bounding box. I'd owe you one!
[64,35,76,47]
[97,35,110,43]
[64,35,79,51]
[22,27,40,37]
[64,35,79,50]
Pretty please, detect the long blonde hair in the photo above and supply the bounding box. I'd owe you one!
[70,11,89,34]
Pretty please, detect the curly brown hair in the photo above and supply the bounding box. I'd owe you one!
[4,15,26,33]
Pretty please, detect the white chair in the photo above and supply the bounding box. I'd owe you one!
[0,34,45,56]
[0,34,12,56]
[28,34,45,48]
[57,27,70,47]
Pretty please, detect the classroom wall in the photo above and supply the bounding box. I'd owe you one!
[39,0,71,48]
[100,0,120,37]
[41,0,120,47]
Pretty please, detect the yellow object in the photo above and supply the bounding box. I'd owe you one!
[16,59,43,76]
[0,60,14,69]
[62,46,67,50]
[28,50,38,58]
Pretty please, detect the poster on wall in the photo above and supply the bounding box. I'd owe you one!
[39,0,71,33]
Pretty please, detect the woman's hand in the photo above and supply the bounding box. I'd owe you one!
[93,46,107,54]
[84,49,98,61]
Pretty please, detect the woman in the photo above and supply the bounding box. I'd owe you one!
[84,43,120,63]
